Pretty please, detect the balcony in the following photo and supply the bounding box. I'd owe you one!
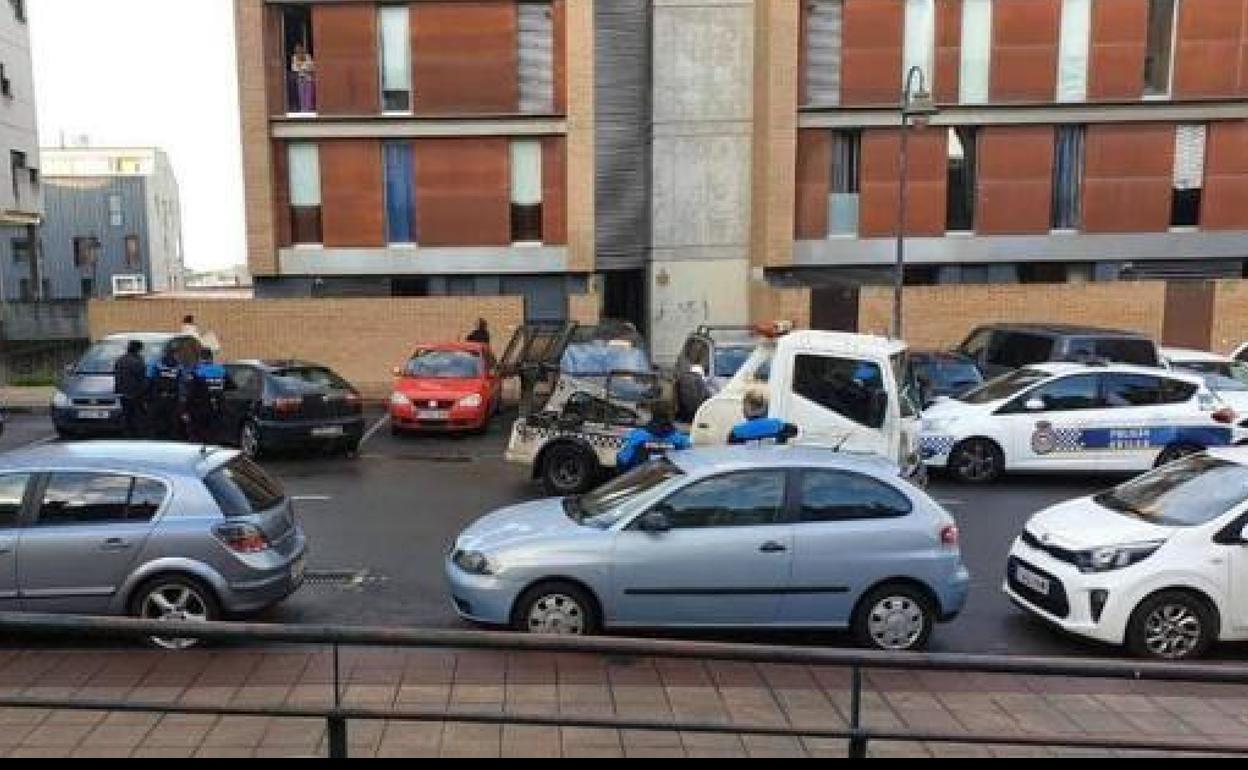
[0,301,89,342]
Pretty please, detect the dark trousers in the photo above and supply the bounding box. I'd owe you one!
[186,403,221,445]
[120,396,146,439]
[149,399,183,441]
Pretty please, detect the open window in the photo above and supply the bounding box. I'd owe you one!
[282,5,315,114]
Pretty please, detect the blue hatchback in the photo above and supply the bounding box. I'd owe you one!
[447,446,969,651]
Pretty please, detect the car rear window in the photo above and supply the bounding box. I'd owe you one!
[990,333,1055,370]
[1092,338,1159,367]
[204,457,286,517]
[274,366,352,390]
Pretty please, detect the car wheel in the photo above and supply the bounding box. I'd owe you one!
[852,584,935,652]
[1155,443,1203,469]
[239,420,262,459]
[1126,591,1218,661]
[542,444,598,496]
[131,576,220,651]
[948,439,1004,484]
[513,581,599,636]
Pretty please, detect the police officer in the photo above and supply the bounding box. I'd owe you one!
[187,349,227,444]
[147,346,188,441]
[729,390,798,445]
[113,339,148,439]
[616,400,692,472]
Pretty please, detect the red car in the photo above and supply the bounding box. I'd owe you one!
[390,343,502,434]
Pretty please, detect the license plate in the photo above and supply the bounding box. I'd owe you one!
[417,410,450,421]
[1015,565,1050,596]
[77,409,111,420]
[311,426,344,437]
[291,557,306,584]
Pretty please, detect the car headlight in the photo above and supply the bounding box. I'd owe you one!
[1075,541,1165,573]
[457,394,483,409]
[453,550,497,576]
[390,392,411,407]
[52,391,72,409]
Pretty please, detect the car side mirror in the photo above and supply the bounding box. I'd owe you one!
[1025,398,1045,412]
[690,364,706,378]
[638,510,672,534]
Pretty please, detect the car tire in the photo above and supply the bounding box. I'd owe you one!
[948,438,1005,484]
[1155,443,1203,469]
[130,575,221,651]
[512,581,600,636]
[542,443,599,496]
[1126,590,1218,661]
[851,583,935,652]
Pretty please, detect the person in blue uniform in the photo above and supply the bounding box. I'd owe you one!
[729,390,798,445]
[187,349,227,444]
[147,347,188,441]
[616,401,691,472]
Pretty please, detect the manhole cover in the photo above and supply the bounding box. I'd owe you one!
[303,570,388,588]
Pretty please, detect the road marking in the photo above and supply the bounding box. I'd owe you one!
[937,498,965,507]
[291,495,332,502]
[360,414,391,448]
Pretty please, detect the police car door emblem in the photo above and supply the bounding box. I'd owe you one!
[1031,421,1058,455]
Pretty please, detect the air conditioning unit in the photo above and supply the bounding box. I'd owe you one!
[111,274,148,297]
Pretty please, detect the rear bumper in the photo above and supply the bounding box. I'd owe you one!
[256,416,365,449]
[221,543,308,615]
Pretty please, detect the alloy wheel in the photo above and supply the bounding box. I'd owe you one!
[867,595,926,650]
[1143,603,1203,659]
[526,593,586,635]
[140,583,211,650]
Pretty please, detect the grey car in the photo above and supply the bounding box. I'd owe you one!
[447,446,969,651]
[0,441,307,648]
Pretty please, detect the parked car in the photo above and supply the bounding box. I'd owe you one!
[921,362,1242,484]
[1005,448,1248,660]
[909,351,984,407]
[447,446,968,650]
[390,343,502,435]
[222,360,365,458]
[0,441,307,648]
[957,324,1164,379]
[52,332,202,439]
[673,326,761,420]
[1162,347,1248,415]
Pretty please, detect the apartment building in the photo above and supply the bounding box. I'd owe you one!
[0,0,42,300]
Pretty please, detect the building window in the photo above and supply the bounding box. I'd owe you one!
[518,1,555,114]
[383,141,416,244]
[379,5,412,112]
[124,234,142,269]
[0,64,11,98]
[903,0,935,91]
[804,0,843,106]
[287,143,323,245]
[108,194,123,227]
[828,130,859,235]
[946,127,978,232]
[283,5,315,114]
[1144,0,1176,97]
[510,139,543,244]
[10,0,24,24]
[40,278,50,299]
[1171,124,1206,228]
[959,0,992,104]
[1057,0,1091,102]
[81,277,94,299]
[1052,125,1085,230]
[18,278,30,301]
[10,238,28,264]
[72,236,100,268]
[9,150,24,202]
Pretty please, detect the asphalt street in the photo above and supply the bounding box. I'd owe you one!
[1,409,1244,659]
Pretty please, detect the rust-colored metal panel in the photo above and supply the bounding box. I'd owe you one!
[1203,121,1248,229]
[1089,0,1147,100]
[1163,282,1216,349]
[977,126,1054,234]
[798,0,809,105]
[841,0,903,105]
[553,0,567,113]
[795,130,832,239]
[320,140,385,247]
[990,0,1060,101]
[542,136,567,245]
[264,5,285,117]
[1084,124,1175,178]
[412,1,519,114]
[312,4,380,115]
[1082,178,1173,232]
[1173,0,1245,97]
[272,141,291,248]
[414,138,511,246]
[935,0,962,104]
[1082,124,1173,232]
[859,128,946,236]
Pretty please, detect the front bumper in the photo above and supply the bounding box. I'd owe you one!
[256,416,365,450]
[391,403,488,433]
[52,405,125,437]
[1002,539,1130,646]
[444,556,520,626]
[918,434,956,468]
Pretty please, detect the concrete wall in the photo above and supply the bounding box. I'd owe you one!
[649,0,755,363]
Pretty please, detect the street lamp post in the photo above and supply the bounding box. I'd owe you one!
[893,65,937,339]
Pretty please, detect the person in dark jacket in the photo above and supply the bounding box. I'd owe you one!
[616,401,692,472]
[147,347,188,441]
[187,349,227,444]
[466,318,490,346]
[729,390,798,446]
[113,340,149,439]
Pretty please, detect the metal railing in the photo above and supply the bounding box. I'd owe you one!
[1,613,1247,758]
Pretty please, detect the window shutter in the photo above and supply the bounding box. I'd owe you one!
[903,0,936,90]
[287,143,321,207]
[959,0,992,104]
[518,2,554,114]
[380,6,411,97]
[1056,0,1091,102]
[511,140,543,206]
[1173,125,1206,191]
[804,0,843,106]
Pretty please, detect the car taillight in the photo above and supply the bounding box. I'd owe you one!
[214,522,271,554]
[271,397,302,415]
[1213,407,1237,424]
[345,392,363,412]
[939,524,960,548]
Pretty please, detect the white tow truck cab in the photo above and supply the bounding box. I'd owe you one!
[691,325,924,481]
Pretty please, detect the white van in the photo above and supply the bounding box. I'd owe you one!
[691,329,924,481]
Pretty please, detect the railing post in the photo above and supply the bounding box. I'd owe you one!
[327,642,348,759]
[848,664,868,759]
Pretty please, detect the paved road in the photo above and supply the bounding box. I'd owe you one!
[1,411,1244,659]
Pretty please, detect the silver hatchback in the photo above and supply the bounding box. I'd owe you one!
[0,441,307,647]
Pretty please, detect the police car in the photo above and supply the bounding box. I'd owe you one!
[920,362,1244,484]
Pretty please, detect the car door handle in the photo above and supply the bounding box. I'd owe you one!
[100,538,131,552]
[759,541,788,554]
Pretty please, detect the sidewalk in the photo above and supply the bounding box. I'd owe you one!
[0,386,53,415]
[1,647,1246,758]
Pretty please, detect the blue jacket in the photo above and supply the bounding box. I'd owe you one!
[148,357,186,401]
[616,423,692,471]
[728,417,798,445]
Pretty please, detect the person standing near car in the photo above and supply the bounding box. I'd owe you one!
[148,346,188,441]
[113,339,149,439]
[729,390,798,446]
[617,400,692,472]
[187,349,227,444]
[467,318,490,346]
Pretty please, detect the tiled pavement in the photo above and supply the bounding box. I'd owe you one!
[0,647,1246,758]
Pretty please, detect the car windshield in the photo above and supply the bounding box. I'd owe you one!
[959,368,1051,404]
[1174,360,1248,391]
[405,350,482,379]
[1093,454,1248,527]
[75,338,165,375]
[714,346,754,378]
[560,341,652,376]
[273,366,352,391]
[565,459,685,529]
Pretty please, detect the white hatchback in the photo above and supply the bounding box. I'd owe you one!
[1004,448,1248,660]
[920,362,1242,484]
[1162,347,1248,416]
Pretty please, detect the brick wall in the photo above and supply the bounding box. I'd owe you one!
[1211,281,1248,354]
[88,297,525,398]
[568,292,600,324]
[750,282,812,329]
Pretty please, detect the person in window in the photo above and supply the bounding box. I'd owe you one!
[113,339,149,439]
[616,401,691,472]
[466,318,490,346]
[729,390,798,446]
[291,43,316,112]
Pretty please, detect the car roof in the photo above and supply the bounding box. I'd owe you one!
[0,441,237,477]
[970,323,1152,339]
[1026,361,1205,385]
[668,444,899,477]
[99,332,179,344]
[233,359,329,371]
[776,330,907,358]
[1162,347,1231,364]
[910,350,976,363]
